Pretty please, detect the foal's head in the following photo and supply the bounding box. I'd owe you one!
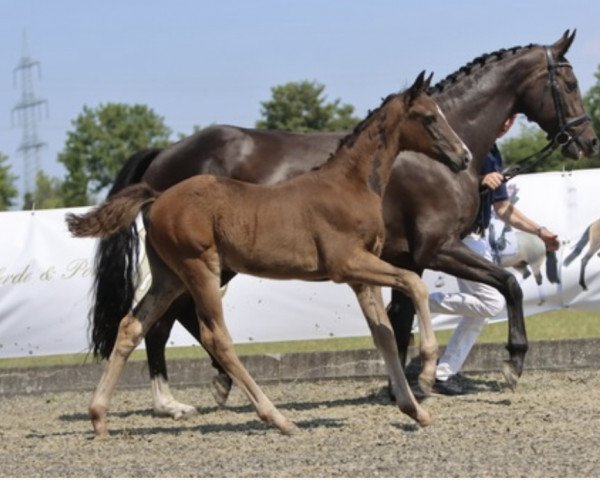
[398,72,472,172]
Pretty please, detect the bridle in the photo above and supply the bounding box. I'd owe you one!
[545,47,590,147]
[501,47,591,181]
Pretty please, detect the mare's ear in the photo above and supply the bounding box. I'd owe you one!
[551,29,576,57]
[407,70,427,104]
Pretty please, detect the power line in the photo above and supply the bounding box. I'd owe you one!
[11,31,49,197]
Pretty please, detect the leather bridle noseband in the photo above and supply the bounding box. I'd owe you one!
[501,47,591,182]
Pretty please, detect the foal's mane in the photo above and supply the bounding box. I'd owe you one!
[336,92,400,151]
[429,43,539,95]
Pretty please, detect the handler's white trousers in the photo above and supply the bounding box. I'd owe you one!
[429,233,506,381]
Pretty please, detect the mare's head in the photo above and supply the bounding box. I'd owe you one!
[518,30,599,159]
[398,71,472,172]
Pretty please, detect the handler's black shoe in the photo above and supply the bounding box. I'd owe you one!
[433,374,467,396]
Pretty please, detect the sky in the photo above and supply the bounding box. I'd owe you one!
[1,0,600,201]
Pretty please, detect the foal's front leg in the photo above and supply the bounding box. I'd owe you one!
[351,284,431,427]
[338,251,439,398]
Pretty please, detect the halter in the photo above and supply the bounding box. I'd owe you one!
[501,47,591,182]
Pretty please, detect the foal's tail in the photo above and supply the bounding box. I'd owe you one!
[545,251,560,284]
[563,226,590,266]
[66,183,159,238]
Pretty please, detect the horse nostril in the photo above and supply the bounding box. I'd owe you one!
[464,150,472,165]
[591,137,600,153]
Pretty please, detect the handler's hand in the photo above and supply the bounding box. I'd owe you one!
[539,227,560,252]
[481,172,504,190]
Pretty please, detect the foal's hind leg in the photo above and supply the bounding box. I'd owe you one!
[351,284,431,427]
[183,258,297,435]
[89,273,184,437]
[173,295,233,407]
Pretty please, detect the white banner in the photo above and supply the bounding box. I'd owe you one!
[0,169,599,359]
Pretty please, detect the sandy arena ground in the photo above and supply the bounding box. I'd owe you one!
[0,369,599,477]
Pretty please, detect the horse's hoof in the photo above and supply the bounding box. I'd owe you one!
[91,419,109,438]
[502,361,520,392]
[153,400,197,420]
[171,405,198,420]
[281,421,300,436]
[418,375,434,398]
[416,408,432,428]
[93,430,110,440]
[211,373,232,407]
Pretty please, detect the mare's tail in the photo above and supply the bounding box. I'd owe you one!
[88,149,162,359]
[77,149,161,359]
[563,226,590,266]
[545,251,560,284]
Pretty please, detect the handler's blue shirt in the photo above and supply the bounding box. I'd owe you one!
[476,143,509,230]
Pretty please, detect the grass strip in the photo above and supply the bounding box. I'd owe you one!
[1,308,598,369]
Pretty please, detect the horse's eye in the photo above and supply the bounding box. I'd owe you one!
[565,80,578,93]
[424,115,436,126]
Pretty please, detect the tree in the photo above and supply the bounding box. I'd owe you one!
[499,123,564,173]
[0,152,18,211]
[22,171,65,210]
[256,80,360,133]
[584,65,600,147]
[58,103,172,206]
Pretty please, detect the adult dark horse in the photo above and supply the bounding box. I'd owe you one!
[92,31,598,418]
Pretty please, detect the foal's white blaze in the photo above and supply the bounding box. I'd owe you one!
[436,104,471,161]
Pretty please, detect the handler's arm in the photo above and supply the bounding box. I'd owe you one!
[493,200,560,252]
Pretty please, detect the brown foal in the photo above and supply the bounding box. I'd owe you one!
[67,72,471,437]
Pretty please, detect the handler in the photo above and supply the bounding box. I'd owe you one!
[431,115,561,395]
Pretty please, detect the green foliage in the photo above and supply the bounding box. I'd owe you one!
[58,103,172,206]
[22,171,65,210]
[256,80,360,133]
[500,122,600,173]
[176,124,204,141]
[0,152,18,211]
[583,65,600,138]
[499,122,564,173]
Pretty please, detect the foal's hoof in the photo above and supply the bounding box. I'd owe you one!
[416,408,432,428]
[211,373,233,407]
[91,418,109,439]
[502,361,520,392]
[281,422,300,436]
[90,406,109,438]
[93,430,110,440]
